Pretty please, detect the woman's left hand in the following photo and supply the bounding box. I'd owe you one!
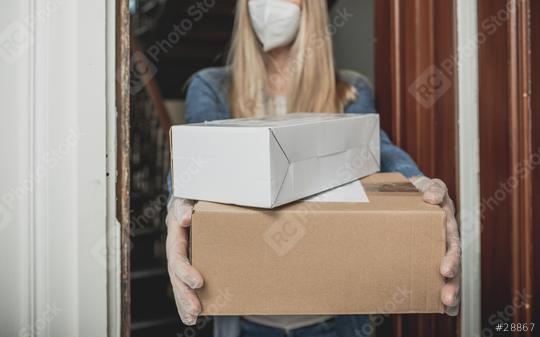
[411,176,461,316]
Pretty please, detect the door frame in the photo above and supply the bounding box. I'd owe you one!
[456,0,482,336]
[0,0,114,336]
[115,0,131,336]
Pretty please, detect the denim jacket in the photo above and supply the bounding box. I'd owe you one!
[180,67,422,337]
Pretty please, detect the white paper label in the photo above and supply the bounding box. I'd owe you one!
[304,180,369,203]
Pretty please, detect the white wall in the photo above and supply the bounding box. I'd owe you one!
[0,1,34,333]
[331,0,375,82]
[0,0,113,336]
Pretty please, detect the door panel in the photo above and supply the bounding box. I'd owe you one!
[375,0,458,336]
[477,1,514,333]
[376,1,539,336]
[532,0,540,327]
[478,0,537,335]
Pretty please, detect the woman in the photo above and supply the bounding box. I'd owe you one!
[166,0,461,336]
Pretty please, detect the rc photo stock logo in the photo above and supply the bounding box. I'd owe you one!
[129,51,158,95]
[0,20,32,64]
[18,303,62,337]
[264,217,306,256]
[409,65,452,109]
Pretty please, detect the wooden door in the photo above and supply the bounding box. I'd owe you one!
[375,0,459,336]
[375,0,540,336]
[477,0,538,336]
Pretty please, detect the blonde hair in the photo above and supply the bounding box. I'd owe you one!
[227,0,356,117]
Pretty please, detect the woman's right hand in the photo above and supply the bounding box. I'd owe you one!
[165,197,204,325]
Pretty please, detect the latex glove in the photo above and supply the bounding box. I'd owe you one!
[165,197,204,325]
[411,176,461,316]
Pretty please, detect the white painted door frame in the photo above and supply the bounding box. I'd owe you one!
[456,0,482,336]
[0,0,117,336]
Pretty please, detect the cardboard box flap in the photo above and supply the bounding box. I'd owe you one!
[267,114,380,207]
[361,172,409,184]
[269,130,290,205]
[270,113,379,163]
[194,195,439,213]
[362,173,419,194]
[193,172,427,213]
[194,172,440,214]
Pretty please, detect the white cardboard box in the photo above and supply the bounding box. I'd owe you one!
[171,113,380,208]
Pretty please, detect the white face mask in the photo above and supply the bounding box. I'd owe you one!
[248,0,302,52]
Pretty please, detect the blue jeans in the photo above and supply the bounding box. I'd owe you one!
[239,316,373,337]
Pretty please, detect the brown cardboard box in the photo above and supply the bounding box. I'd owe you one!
[191,173,446,315]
